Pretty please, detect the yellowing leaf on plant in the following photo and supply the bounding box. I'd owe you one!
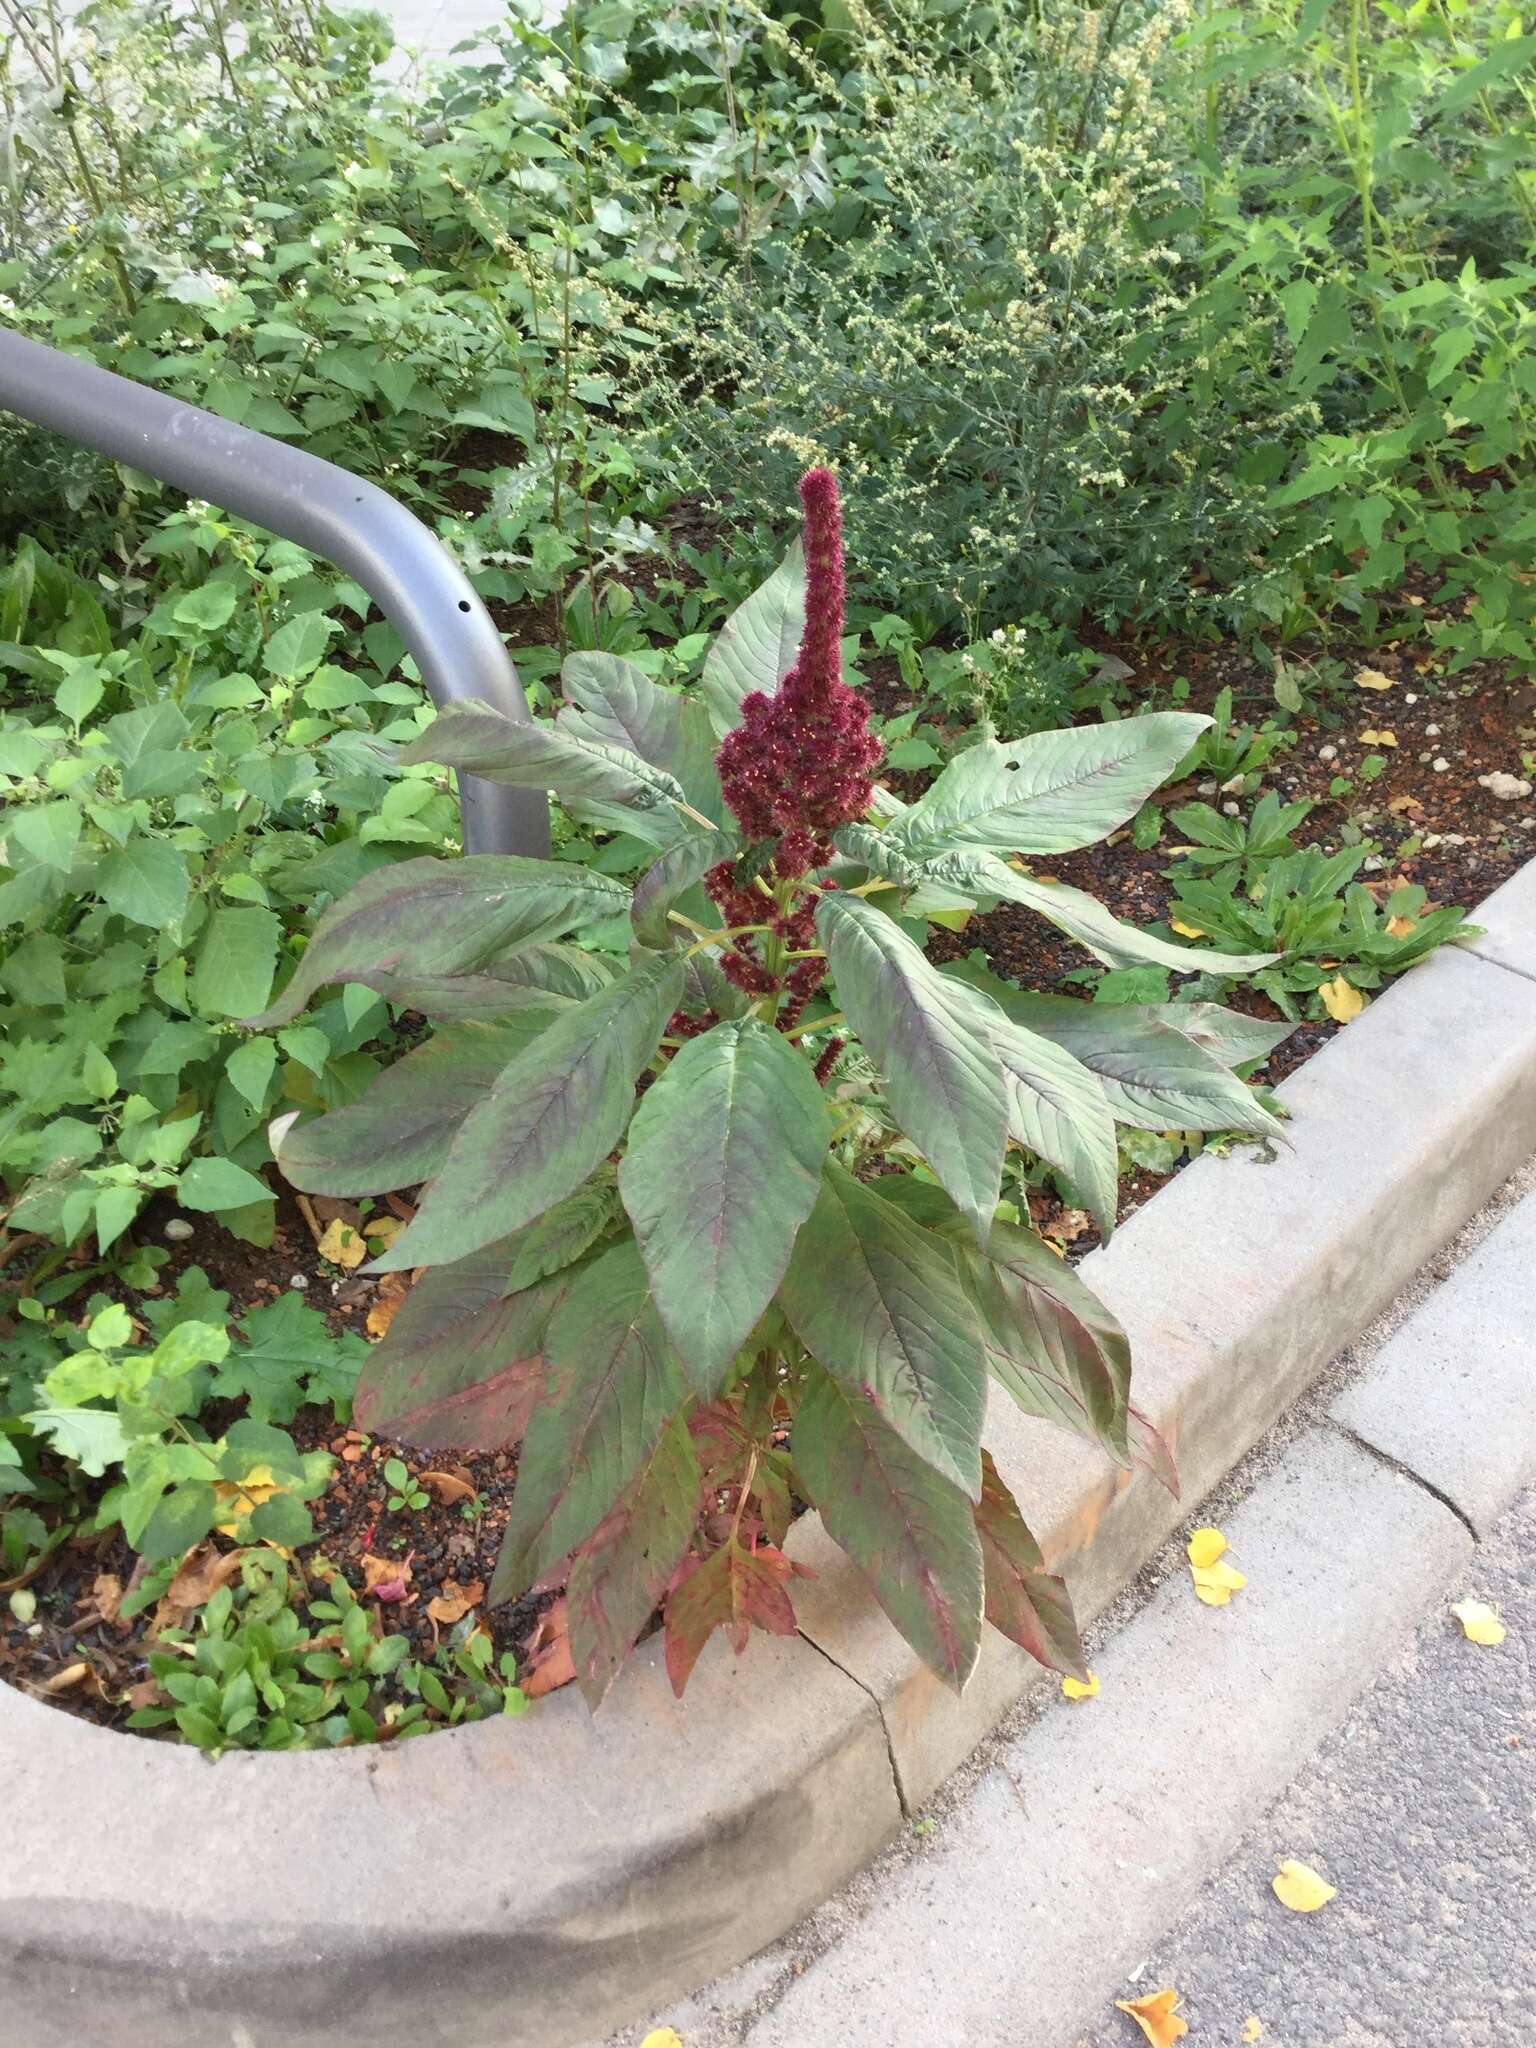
[1170,918,1206,939]
[1242,2018,1263,2043]
[1450,1599,1507,1647]
[1062,1670,1100,1701]
[1385,914,1418,939]
[640,2031,685,2048]
[1114,1987,1189,2047]
[1191,1560,1248,1606]
[1319,975,1366,1023]
[317,1217,366,1269]
[1186,1526,1227,1570]
[1358,728,1397,746]
[1354,666,1395,691]
[1272,1858,1337,1913]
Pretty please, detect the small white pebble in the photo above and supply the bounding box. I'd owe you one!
[290,1274,309,1290]
[1422,832,1443,849]
[1318,744,1337,762]
[1220,773,1246,794]
[1222,801,1240,816]
[1425,722,1441,736]
[1197,779,1218,795]
[1477,770,1533,801]
[163,1218,194,1242]
[1405,693,1418,705]
[1362,855,1385,872]
[1433,757,1450,772]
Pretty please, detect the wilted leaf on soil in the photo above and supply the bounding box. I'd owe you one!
[426,1579,484,1627]
[366,1271,411,1340]
[1354,666,1395,691]
[317,1217,367,1269]
[167,1543,246,1610]
[361,1551,414,1602]
[1319,975,1365,1023]
[522,1597,577,1698]
[1272,1858,1337,1912]
[1450,1598,1507,1646]
[420,1468,477,1507]
[1114,1987,1189,2046]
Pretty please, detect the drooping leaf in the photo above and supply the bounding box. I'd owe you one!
[816,891,1009,1242]
[631,832,723,951]
[566,1411,701,1708]
[941,974,1121,1236]
[777,1162,987,1498]
[491,1237,689,1601]
[276,1019,548,1196]
[662,1536,801,1697]
[369,951,685,1271]
[353,1251,570,1450]
[890,715,1210,859]
[392,939,615,1023]
[974,1450,1085,1679]
[559,652,723,816]
[398,698,687,814]
[945,967,1286,1140]
[620,1019,832,1392]
[792,1360,983,1691]
[954,858,1278,974]
[699,540,806,734]
[247,856,628,1027]
[1146,1002,1292,1071]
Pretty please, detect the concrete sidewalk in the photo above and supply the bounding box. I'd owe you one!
[612,1166,1536,2047]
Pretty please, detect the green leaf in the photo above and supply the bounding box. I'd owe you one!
[559,652,723,815]
[398,700,687,815]
[353,1250,567,1449]
[631,833,722,951]
[262,611,337,678]
[490,1237,689,1600]
[816,891,1008,1240]
[1434,33,1536,116]
[214,1292,366,1423]
[778,1162,988,1497]
[890,714,1209,859]
[276,1018,548,1196]
[138,1481,218,1561]
[178,1157,273,1214]
[95,839,190,930]
[962,860,1279,973]
[975,1450,1085,1679]
[12,800,81,872]
[248,1493,316,1547]
[945,968,1286,1141]
[1146,1002,1292,1070]
[566,1409,700,1708]
[793,1360,982,1691]
[225,1037,279,1113]
[172,582,240,633]
[620,1019,831,1391]
[22,1406,130,1477]
[247,855,628,1027]
[371,952,684,1272]
[192,906,281,1019]
[700,541,805,735]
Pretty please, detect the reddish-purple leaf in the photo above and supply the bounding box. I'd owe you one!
[974,1450,1086,1680]
[662,1537,801,1697]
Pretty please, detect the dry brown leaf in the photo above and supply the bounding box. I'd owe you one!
[87,1572,124,1624]
[426,1579,485,1627]
[1047,1208,1091,1245]
[43,1661,92,1695]
[1114,1987,1189,2046]
[123,1675,165,1712]
[366,1270,411,1339]
[167,1543,247,1610]
[361,1552,415,1603]
[421,1469,478,1507]
[1387,793,1423,814]
[522,1597,577,1698]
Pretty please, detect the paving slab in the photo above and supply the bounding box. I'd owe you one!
[736,1431,1471,2048]
[1075,1482,1536,2048]
[1463,846,1536,985]
[1332,1188,1536,1535]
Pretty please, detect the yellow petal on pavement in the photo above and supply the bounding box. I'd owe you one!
[1272,1858,1337,1912]
[641,2031,685,2048]
[1062,1670,1100,1701]
[1450,1599,1507,1646]
[1114,1987,1189,2047]
[1242,2019,1263,2043]
[1186,1527,1227,1569]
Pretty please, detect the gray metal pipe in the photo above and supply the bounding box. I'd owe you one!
[0,325,549,857]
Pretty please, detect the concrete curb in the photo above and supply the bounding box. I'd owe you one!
[4,864,1536,2048]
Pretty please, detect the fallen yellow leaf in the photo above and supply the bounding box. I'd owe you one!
[1450,1599,1507,1647]
[1355,665,1395,690]
[1272,1858,1337,1912]
[1191,1560,1248,1606]
[367,1214,406,1252]
[1170,918,1206,939]
[1242,2018,1263,2043]
[1385,914,1417,939]
[640,2032,684,2048]
[1114,1987,1189,2047]
[1062,1670,1100,1701]
[1358,728,1398,746]
[1186,1527,1227,1570]
[1319,975,1365,1023]
[318,1217,367,1269]
[212,1465,283,1537]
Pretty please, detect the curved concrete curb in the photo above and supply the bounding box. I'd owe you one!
[4,861,1535,2048]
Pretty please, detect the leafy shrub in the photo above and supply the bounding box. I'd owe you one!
[263,473,1287,1703]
